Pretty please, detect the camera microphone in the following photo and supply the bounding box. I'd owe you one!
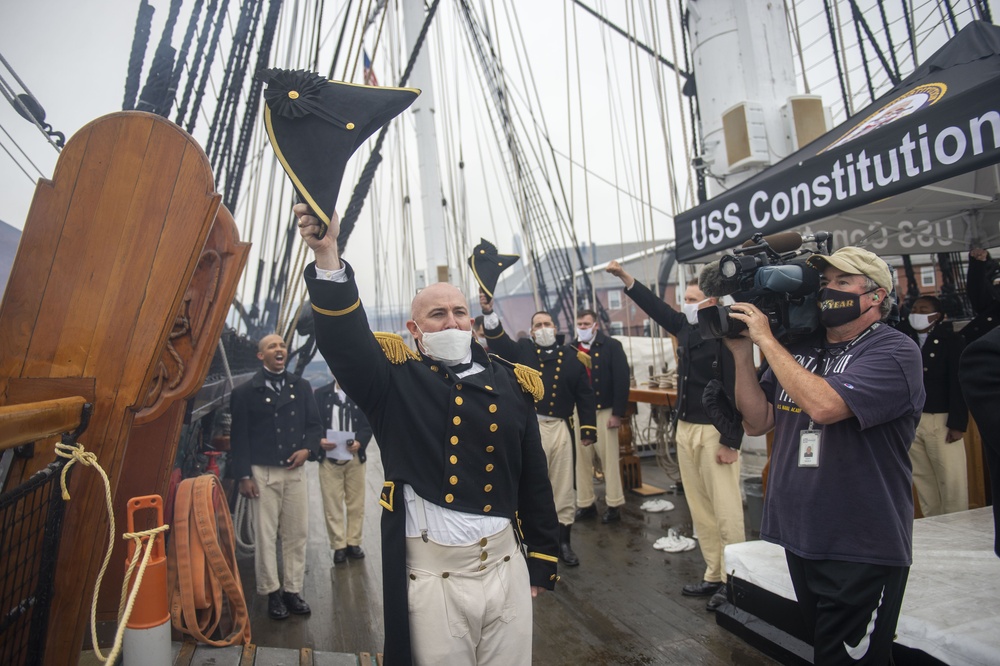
[699,261,742,298]
[800,231,832,244]
[741,232,804,254]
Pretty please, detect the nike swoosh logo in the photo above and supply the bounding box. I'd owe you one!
[844,586,885,661]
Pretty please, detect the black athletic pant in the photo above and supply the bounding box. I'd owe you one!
[785,551,909,665]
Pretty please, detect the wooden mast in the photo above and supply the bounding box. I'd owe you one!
[0,111,250,664]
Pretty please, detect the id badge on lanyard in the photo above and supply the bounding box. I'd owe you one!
[799,426,821,467]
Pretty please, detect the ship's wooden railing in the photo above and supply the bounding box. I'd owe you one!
[0,397,89,452]
[0,398,93,666]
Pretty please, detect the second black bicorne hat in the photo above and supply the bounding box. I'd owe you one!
[468,238,520,299]
[259,69,419,237]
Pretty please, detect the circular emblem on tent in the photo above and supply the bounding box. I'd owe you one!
[823,83,947,152]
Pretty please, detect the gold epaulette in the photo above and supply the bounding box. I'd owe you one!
[489,354,544,400]
[373,332,420,364]
[576,350,591,369]
[514,364,544,401]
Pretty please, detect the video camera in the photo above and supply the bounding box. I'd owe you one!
[697,231,831,342]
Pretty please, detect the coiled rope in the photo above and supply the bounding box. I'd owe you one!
[55,441,170,665]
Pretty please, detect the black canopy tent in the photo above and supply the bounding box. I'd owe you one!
[674,21,1000,263]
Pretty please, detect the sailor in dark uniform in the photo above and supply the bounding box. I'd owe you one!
[229,333,323,620]
[897,295,968,516]
[314,378,374,563]
[295,204,559,666]
[480,297,597,566]
[571,308,632,524]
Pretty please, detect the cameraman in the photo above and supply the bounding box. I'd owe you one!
[725,247,924,665]
[606,261,744,613]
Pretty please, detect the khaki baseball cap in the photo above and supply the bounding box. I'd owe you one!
[807,247,893,291]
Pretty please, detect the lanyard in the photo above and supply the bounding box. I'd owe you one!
[805,322,879,429]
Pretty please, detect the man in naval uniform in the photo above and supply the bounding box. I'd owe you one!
[295,205,560,665]
[230,333,323,620]
[571,308,631,524]
[315,377,374,563]
[480,300,597,567]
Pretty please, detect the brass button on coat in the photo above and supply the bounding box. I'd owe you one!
[489,404,498,413]
[484,484,493,492]
[490,424,498,432]
[480,551,488,561]
[480,537,488,547]
[451,436,459,445]
[486,463,494,472]
[483,504,492,512]
[453,416,461,425]
[455,396,464,405]
[445,494,454,503]
[450,455,458,464]
[449,475,458,485]
[486,445,494,453]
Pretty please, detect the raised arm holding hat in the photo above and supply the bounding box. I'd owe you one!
[296,208,559,665]
[724,245,924,664]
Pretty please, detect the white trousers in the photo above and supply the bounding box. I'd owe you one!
[576,407,625,508]
[317,457,366,549]
[910,412,968,516]
[406,524,532,665]
[250,464,309,595]
[675,421,745,584]
[538,418,575,525]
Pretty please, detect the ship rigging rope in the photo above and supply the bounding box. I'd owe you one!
[336,0,442,253]
[570,0,596,312]
[54,440,171,665]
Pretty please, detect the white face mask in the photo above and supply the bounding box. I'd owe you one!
[576,327,595,343]
[532,327,557,347]
[417,326,472,364]
[681,298,710,325]
[908,312,937,332]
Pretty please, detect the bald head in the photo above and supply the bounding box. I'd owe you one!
[257,333,287,372]
[406,282,472,344]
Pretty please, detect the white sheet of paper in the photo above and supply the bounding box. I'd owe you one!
[325,430,355,461]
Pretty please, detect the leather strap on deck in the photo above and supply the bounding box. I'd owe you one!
[167,475,251,646]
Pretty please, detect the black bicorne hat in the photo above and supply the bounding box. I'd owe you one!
[468,238,520,299]
[259,68,419,238]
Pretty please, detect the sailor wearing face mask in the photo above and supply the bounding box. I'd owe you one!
[571,309,632,525]
[481,300,597,566]
[605,260,743,612]
[898,295,968,516]
[297,207,561,665]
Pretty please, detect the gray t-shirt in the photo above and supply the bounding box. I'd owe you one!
[759,323,925,566]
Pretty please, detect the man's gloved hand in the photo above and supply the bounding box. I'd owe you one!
[702,379,744,448]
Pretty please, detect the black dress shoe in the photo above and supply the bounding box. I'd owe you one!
[574,504,597,520]
[333,548,347,564]
[681,580,723,597]
[346,545,366,559]
[267,591,289,620]
[559,542,580,567]
[600,507,621,523]
[282,591,311,615]
[706,587,728,612]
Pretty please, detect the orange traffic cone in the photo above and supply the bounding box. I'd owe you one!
[122,495,171,666]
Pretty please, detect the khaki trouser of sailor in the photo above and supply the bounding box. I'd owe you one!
[910,412,969,516]
[575,406,625,509]
[406,524,532,665]
[675,420,745,584]
[538,417,575,525]
[317,456,366,549]
[250,464,309,595]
